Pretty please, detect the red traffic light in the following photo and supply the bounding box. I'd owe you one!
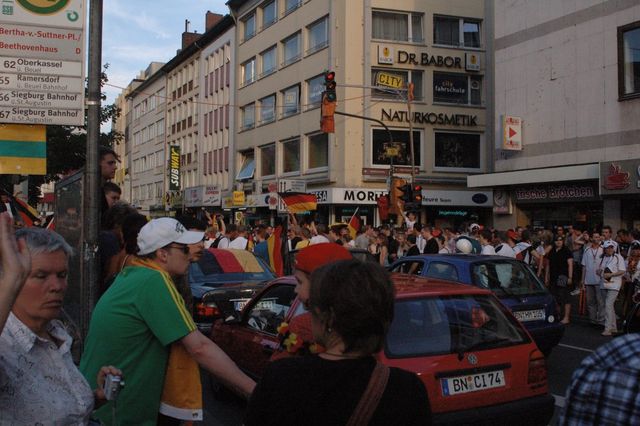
[325,71,335,82]
[413,185,422,203]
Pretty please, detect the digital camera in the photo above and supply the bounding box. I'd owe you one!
[102,374,124,401]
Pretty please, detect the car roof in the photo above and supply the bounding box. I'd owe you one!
[391,273,492,298]
[400,254,518,263]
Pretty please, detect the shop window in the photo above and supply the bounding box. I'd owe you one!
[260,45,277,78]
[241,57,256,87]
[618,21,640,99]
[262,1,277,29]
[260,144,276,177]
[282,84,300,117]
[243,12,256,41]
[307,16,329,55]
[282,32,301,67]
[434,132,480,170]
[241,103,255,130]
[308,133,328,170]
[282,138,300,174]
[433,72,482,105]
[259,94,276,125]
[236,151,255,180]
[434,15,481,48]
[372,10,423,43]
[372,68,423,101]
[372,129,421,167]
[307,74,324,109]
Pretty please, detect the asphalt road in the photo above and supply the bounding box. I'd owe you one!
[196,318,618,426]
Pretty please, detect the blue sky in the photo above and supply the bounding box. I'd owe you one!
[101,0,229,106]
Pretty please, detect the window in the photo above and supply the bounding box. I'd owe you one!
[241,103,255,130]
[281,84,300,117]
[372,128,421,167]
[619,22,640,99]
[308,133,328,169]
[262,1,277,29]
[282,138,300,173]
[425,262,459,281]
[434,132,480,170]
[243,12,256,41]
[260,144,276,177]
[371,68,423,101]
[157,119,164,135]
[237,151,255,180]
[307,16,329,54]
[260,46,277,78]
[244,284,297,334]
[282,32,301,67]
[433,72,482,105]
[307,74,325,108]
[434,15,481,48]
[259,94,276,124]
[372,10,423,43]
[241,58,256,86]
[284,0,301,15]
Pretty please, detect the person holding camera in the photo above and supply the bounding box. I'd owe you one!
[597,240,626,336]
[0,215,121,424]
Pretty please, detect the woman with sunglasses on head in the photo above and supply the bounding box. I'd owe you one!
[245,259,430,426]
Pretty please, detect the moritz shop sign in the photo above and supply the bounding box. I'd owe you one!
[381,108,478,126]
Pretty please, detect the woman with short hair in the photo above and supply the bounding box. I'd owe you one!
[246,259,430,425]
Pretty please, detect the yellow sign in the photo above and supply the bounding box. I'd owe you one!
[376,72,404,89]
[233,191,245,206]
[0,124,46,175]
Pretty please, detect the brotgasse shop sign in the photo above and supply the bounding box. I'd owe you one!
[381,109,478,126]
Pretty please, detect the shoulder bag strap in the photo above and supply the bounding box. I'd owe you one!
[346,362,390,426]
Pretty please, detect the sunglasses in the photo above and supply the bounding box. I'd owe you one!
[164,244,190,254]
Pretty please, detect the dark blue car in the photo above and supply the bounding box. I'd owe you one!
[388,254,564,355]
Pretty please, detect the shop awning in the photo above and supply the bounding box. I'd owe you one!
[467,164,599,188]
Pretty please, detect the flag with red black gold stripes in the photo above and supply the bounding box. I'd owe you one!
[278,192,317,213]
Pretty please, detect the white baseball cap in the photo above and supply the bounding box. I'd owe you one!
[469,223,480,232]
[602,240,616,249]
[137,217,204,255]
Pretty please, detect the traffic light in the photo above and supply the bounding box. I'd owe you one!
[405,184,422,212]
[320,70,337,133]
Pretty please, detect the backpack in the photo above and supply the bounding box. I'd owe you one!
[211,234,227,248]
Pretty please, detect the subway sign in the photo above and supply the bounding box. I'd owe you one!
[168,145,180,191]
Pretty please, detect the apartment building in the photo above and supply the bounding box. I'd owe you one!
[127,62,166,216]
[228,0,490,228]
[469,0,640,231]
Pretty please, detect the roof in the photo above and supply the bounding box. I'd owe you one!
[391,273,492,298]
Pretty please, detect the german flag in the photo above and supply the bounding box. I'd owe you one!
[267,226,284,276]
[14,197,39,227]
[278,192,317,213]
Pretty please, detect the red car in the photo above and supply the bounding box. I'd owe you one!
[211,273,554,425]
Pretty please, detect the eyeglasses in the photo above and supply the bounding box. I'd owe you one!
[164,244,190,254]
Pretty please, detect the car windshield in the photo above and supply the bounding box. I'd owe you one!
[470,260,547,296]
[385,295,529,358]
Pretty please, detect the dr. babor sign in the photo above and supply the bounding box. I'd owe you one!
[0,0,86,125]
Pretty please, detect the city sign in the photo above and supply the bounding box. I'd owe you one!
[375,71,404,89]
[0,0,86,125]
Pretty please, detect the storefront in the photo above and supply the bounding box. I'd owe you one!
[421,189,493,229]
[600,159,640,231]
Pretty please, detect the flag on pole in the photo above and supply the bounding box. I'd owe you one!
[267,225,284,276]
[347,208,360,239]
[278,192,317,213]
[13,197,39,227]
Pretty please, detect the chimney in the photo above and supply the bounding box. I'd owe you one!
[206,11,223,31]
[182,31,201,49]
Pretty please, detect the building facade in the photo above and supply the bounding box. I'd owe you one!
[127,62,166,216]
[469,0,640,232]
[228,0,490,228]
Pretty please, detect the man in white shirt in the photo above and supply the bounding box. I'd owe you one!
[228,225,249,249]
[494,231,516,258]
[598,240,626,336]
[581,231,604,325]
[601,225,619,254]
[310,223,331,245]
[479,229,496,255]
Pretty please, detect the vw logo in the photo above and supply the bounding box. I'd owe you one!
[467,354,478,365]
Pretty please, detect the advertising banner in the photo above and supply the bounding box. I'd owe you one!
[168,145,180,191]
[599,160,640,196]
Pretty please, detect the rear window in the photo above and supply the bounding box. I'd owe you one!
[470,260,547,296]
[385,295,529,358]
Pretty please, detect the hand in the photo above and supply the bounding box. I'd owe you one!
[603,273,612,280]
[0,213,31,295]
[94,365,123,401]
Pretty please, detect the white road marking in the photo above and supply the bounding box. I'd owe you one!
[557,343,594,353]
[554,394,566,408]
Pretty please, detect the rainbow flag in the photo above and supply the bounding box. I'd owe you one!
[278,192,317,213]
[267,226,283,276]
[0,124,46,175]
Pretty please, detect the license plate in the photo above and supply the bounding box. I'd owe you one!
[513,309,545,322]
[441,370,505,396]
[231,298,251,311]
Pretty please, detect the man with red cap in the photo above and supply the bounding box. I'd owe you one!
[271,243,353,360]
